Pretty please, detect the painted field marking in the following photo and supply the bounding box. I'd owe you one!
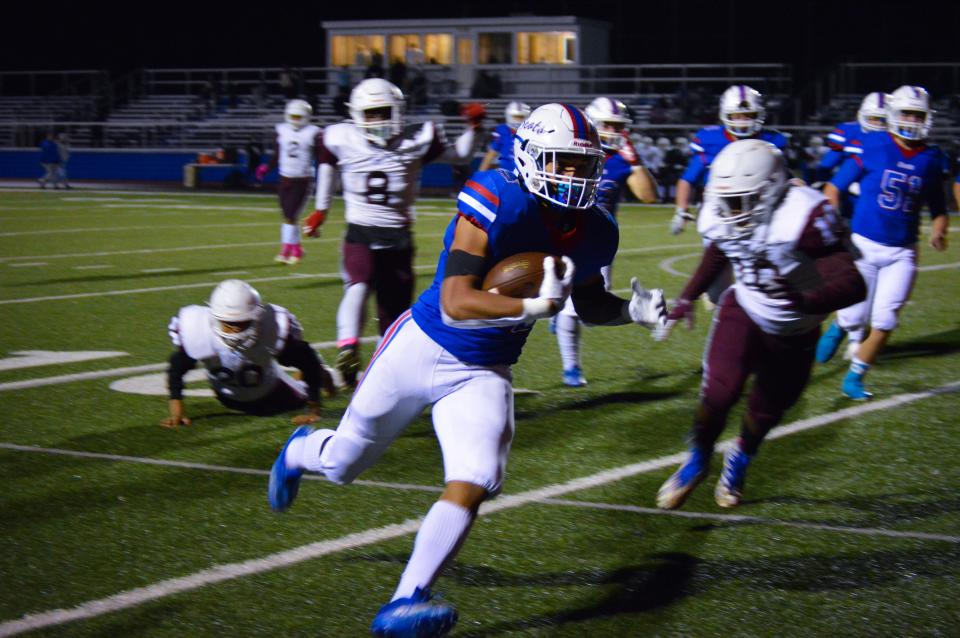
[74,265,113,270]
[0,221,279,237]
[0,350,127,372]
[538,498,960,544]
[0,380,956,636]
[7,262,47,268]
[140,268,181,274]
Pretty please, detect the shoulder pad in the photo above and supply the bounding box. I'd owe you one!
[766,186,828,245]
[176,305,218,360]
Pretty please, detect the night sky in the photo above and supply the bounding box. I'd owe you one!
[4,0,957,85]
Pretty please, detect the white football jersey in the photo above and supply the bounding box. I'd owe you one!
[276,123,322,178]
[168,303,300,401]
[699,185,844,335]
[317,121,447,229]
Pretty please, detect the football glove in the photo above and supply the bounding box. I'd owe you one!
[619,132,640,165]
[461,102,487,128]
[627,277,667,329]
[653,297,694,341]
[255,163,269,181]
[521,256,576,321]
[670,208,696,235]
[303,210,326,238]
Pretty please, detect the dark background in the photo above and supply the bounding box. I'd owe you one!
[3,0,957,87]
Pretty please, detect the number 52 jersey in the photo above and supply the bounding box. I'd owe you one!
[315,121,451,229]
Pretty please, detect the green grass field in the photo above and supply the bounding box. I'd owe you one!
[1,187,958,637]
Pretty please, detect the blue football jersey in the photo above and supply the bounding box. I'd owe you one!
[681,126,788,186]
[488,123,518,174]
[819,121,866,171]
[831,132,946,246]
[596,151,633,216]
[411,169,619,366]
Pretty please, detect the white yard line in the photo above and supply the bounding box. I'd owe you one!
[7,262,47,267]
[537,498,960,544]
[139,268,181,274]
[73,265,113,270]
[0,221,279,237]
[0,380,956,636]
[0,337,378,393]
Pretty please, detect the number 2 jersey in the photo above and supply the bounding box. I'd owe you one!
[694,185,852,335]
[411,169,619,366]
[273,122,323,178]
[167,304,310,402]
[830,131,946,247]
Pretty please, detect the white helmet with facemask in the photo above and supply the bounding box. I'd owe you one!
[348,78,405,146]
[504,101,531,128]
[705,139,789,239]
[719,85,766,138]
[857,92,889,133]
[284,99,313,130]
[208,280,265,350]
[886,85,933,142]
[513,103,605,210]
[584,97,632,151]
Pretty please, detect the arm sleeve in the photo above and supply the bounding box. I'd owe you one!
[426,125,477,165]
[277,338,322,403]
[829,156,864,193]
[925,157,947,219]
[679,242,730,300]
[818,149,846,170]
[314,133,339,210]
[572,278,630,326]
[167,348,197,400]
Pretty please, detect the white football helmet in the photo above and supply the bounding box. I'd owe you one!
[284,99,313,130]
[513,103,605,209]
[705,139,788,238]
[857,92,889,133]
[208,280,264,350]
[886,85,933,141]
[505,101,531,128]
[348,78,405,145]
[719,85,766,137]
[656,137,671,149]
[584,97,632,151]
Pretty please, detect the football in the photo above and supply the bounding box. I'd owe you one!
[481,252,565,298]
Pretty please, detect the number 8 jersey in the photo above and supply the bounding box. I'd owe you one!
[831,131,946,247]
[315,121,452,229]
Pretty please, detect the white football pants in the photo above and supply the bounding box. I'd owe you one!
[314,310,515,494]
[837,233,917,333]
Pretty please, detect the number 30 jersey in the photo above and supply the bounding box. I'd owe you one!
[830,132,946,247]
[168,304,300,402]
[315,121,450,230]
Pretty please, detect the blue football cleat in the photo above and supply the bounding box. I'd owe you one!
[715,443,752,508]
[370,587,458,638]
[815,321,846,363]
[562,366,587,387]
[842,371,874,401]
[268,425,313,512]
[657,446,711,510]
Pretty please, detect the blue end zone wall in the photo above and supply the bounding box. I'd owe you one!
[0,149,475,188]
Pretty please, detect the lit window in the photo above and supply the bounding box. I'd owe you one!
[457,37,473,65]
[389,35,422,65]
[331,35,385,67]
[516,32,576,64]
[423,34,453,64]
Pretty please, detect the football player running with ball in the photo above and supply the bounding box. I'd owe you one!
[269,104,667,637]
[163,280,333,428]
[818,86,949,400]
[256,99,322,265]
[301,78,483,388]
[655,140,865,511]
[553,96,658,386]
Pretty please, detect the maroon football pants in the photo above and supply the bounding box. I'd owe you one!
[278,176,310,223]
[342,241,415,336]
[692,291,820,455]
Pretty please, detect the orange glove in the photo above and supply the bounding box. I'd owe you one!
[303,210,326,238]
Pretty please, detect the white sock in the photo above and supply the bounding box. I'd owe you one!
[281,223,298,244]
[849,356,870,377]
[556,313,581,371]
[393,500,475,601]
[600,264,612,291]
[285,428,335,472]
[337,283,369,344]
